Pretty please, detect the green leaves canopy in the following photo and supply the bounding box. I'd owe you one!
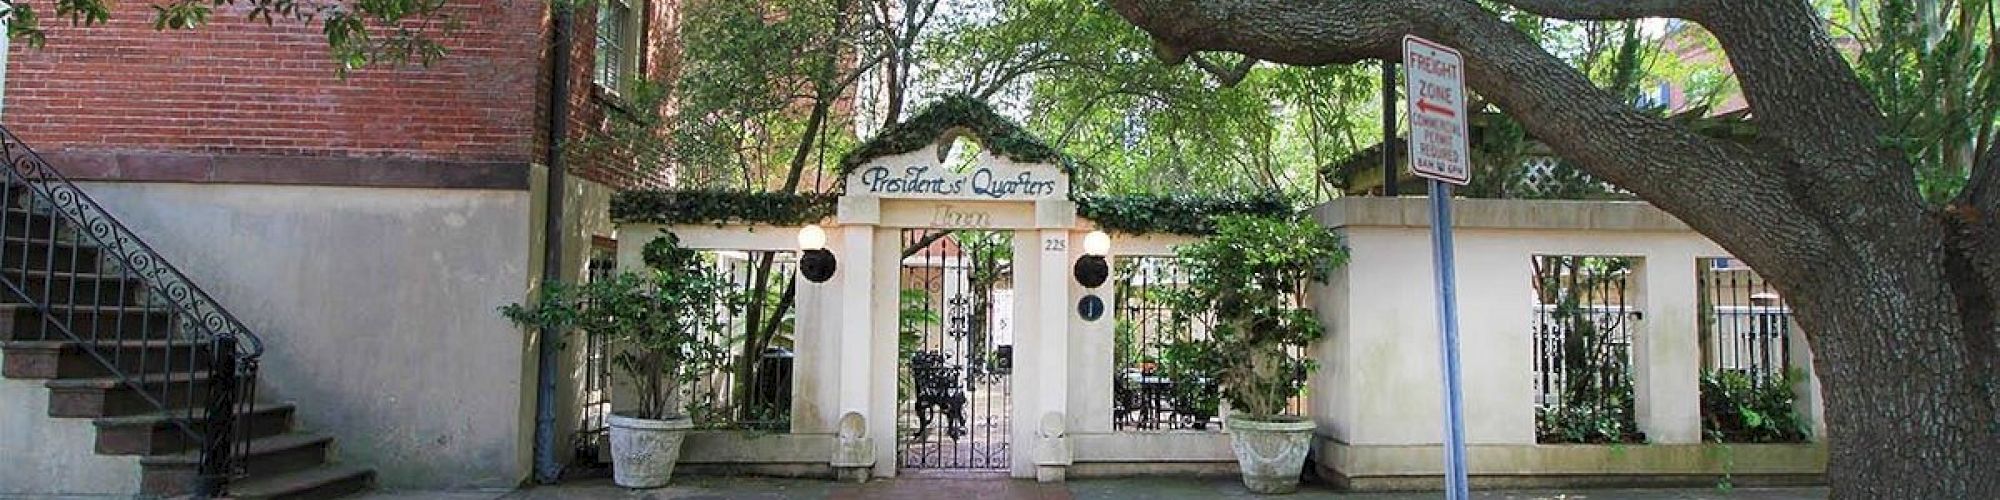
[1162,215,1346,420]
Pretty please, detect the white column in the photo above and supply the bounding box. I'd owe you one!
[1009,229,1072,477]
[1635,254,1703,444]
[868,227,901,477]
[1070,230,1114,434]
[834,223,876,437]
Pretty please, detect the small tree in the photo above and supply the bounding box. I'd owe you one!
[502,235,736,420]
[1165,215,1347,420]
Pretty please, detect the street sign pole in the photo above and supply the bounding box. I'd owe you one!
[1403,34,1471,500]
[1428,178,1469,499]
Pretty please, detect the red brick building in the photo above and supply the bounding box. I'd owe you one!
[1,0,687,494]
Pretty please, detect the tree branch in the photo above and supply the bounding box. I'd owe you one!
[1106,0,1835,280]
[1189,52,1259,87]
[1495,0,1707,21]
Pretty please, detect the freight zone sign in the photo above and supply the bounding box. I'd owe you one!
[1403,35,1470,185]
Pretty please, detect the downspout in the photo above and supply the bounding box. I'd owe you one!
[1,13,12,120]
[533,2,574,486]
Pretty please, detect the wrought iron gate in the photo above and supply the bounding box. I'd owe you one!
[897,229,1013,470]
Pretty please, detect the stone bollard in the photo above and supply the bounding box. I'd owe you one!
[1033,411,1071,482]
[830,412,874,483]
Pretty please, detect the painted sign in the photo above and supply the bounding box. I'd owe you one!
[845,163,1068,201]
[1403,35,1471,185]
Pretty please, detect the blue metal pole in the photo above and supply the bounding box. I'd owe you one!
[1429,179,1470,499]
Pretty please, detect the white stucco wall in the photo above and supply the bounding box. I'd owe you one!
[74,181,539,490]
[0,353,144,496]
[1309,198,1827,456]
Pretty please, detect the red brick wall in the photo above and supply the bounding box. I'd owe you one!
[3,1,545,164]
[552,0,683,190]
[2,1,679,189]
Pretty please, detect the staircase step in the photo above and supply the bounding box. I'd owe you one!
[93,402,295,456]
[225,465,375,500]
[2,339,211,379]
[44,371,215,418]
[0,235,103,273]
[1,268,152,305]
[140,433,336,496]
[0,303,180,342]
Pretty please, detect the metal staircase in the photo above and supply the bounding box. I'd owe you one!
[0,126,374,498]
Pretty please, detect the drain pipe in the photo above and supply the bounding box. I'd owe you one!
[532,2,574,486]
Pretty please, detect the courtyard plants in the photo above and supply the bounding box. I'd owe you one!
[1161,215,1346,494]
[502,234,737,489]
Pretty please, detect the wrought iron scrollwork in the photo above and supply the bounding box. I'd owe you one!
[1,127,263,495]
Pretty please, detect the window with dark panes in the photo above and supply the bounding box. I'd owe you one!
[594,0,640,94]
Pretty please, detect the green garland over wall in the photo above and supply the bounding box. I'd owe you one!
[836,94,1074,178]
[611,189,1297,235]
[1076,193,1298,236]
[610,190,838,226]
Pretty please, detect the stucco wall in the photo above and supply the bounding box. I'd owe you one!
[74,181,539,490]
[0,352,144,496]
[1308,197,1827,485]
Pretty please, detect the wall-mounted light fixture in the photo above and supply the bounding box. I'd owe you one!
[799,224,837,283]
[1073,230,1110,288]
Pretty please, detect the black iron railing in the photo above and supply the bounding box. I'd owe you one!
[1697,258,1792,384]
[1111,255,1306,432]
[0,126,261,497]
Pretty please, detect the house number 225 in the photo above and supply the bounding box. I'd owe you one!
[1043,237,1067,253]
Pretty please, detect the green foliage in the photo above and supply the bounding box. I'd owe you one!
[1160,215,1345,420]
[1076,193,1296,235]
[1533,256,1645,443]
[896,288,939,403]
[838,94,1072,178]
[1833,0,1998,202]
[1536,383,1640,444]
[501,234,736,420]
[666,0,872,190]
[1701,370,1811,443]
[610,189,837,226]
[1156,338,1222,425]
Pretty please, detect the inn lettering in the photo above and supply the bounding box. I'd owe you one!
[851,165,1062,200]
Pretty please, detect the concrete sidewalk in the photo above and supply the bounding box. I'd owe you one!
[356,476,1828,500]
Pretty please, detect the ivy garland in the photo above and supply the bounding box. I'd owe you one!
[610,189,837,226]
[836,94,1074,178]
[1076,193,1298,236]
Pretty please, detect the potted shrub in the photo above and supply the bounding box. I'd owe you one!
[503,235,735,488]
[1163,215,1346,494]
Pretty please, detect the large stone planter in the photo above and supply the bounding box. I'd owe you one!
[1228,416,1315,494]
[608,413,693,489]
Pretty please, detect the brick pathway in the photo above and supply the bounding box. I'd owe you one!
[356,476,1827,500]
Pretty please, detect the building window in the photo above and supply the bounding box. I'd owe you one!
[594,0,641,95]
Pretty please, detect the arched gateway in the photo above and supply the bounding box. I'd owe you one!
[824,97,1087,478]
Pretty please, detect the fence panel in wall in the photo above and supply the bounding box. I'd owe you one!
[897,230,1013,470]
[686,250,800,431]
[1110,254,1305,432]
[1530,255,1644,443]
[1696,258,1791,384]
[574,249,618,464]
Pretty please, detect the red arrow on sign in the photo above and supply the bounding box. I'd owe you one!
[1416,98,1456,117]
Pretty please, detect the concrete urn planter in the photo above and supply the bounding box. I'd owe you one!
[608,413,694,488]
[1227,416,1315,494]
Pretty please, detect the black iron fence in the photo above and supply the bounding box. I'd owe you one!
[1530,255,1643,443]
[687,250,798,431]
[897,229,1012,470]
[1697,258,1791,384]
[572,250,617,466]
[1111,255,1305,432]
